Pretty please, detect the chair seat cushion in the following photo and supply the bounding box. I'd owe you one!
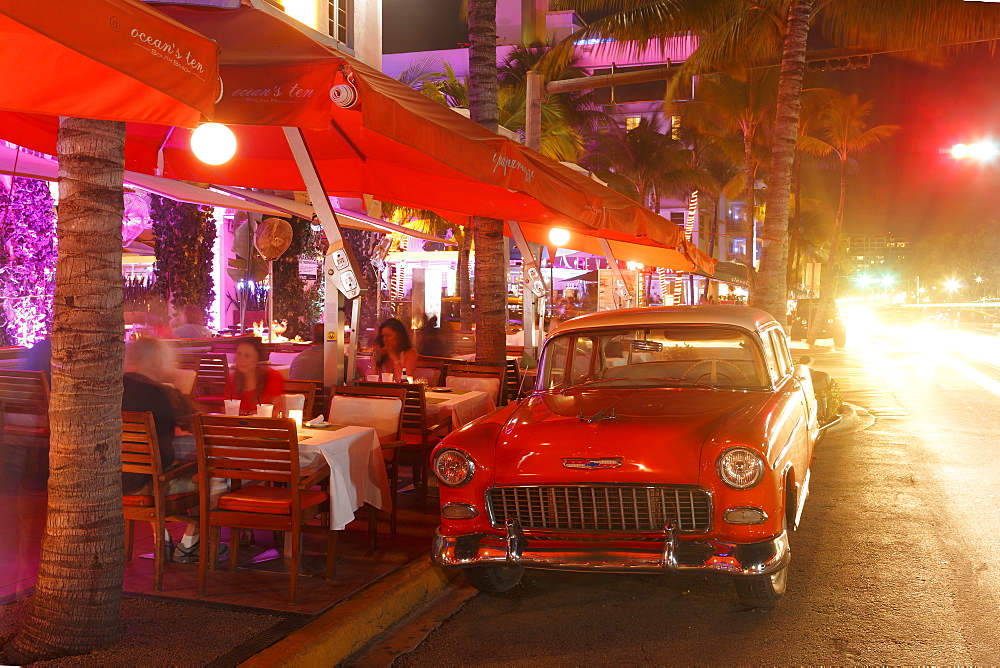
[216,486,328,515]
[123,492,196,508]
[2,425,49,437]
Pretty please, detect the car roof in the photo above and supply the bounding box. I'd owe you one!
[549,305,779,337]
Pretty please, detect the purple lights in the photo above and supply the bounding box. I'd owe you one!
[0,177,56,347]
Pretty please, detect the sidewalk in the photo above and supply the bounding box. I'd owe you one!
[0,481,450,666]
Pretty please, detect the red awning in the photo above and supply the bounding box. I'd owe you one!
[0,0,714,274]
[0,0,220,127]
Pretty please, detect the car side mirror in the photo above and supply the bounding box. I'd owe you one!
[798,355,811,366]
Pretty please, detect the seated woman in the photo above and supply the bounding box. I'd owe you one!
[226,339,286,416]
[371,317,418,382]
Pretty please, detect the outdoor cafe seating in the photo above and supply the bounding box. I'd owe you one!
[121,411,199,592]
[192,413,336,604]
[327,385,406,539]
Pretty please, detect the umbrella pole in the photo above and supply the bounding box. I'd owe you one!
[282,126,368,389]
[267,259,274,343]
[598,239,633,309]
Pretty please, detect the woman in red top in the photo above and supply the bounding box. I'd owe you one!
[227,340,286,416]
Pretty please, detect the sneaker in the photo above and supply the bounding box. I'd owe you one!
[172,540,230,564]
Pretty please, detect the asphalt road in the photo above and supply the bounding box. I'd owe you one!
[382,322,1000,666]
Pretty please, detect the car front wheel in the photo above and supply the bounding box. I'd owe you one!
[463,565,525,593]
[734,565,787,609]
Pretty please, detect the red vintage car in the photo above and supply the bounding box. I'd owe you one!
[430,305,820,608]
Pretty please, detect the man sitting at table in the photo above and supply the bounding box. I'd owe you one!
[172,304,214,339]
[289,322,325,381]
[122,337,223,563]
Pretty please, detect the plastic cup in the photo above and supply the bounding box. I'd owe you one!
[256,403,274,417]
[223,399,241,416]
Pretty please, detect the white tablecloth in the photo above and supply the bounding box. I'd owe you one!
[173,423,389,531]
[425,389,496,429]
[299,425,390,530]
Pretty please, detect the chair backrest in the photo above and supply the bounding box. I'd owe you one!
[503,358,521,404]
[449,330,476,356]
[194,354,229,396]
[356,381,428,435]
[121,411,163,492]
[0,369,50,432]
[412,357,444,386]
[193,414,301,486]
[283,379,320,419]
[329,385,405,442]
[443,363,505,404]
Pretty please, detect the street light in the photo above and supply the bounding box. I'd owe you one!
[949,141,998,162]
[547,227,569,310]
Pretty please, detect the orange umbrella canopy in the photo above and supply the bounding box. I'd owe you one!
[0,0,713,274]
[0,0,220,127]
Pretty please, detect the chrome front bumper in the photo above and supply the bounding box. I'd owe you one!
[431,518,789,577]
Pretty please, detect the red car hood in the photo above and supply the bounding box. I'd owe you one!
[492,389,767,486]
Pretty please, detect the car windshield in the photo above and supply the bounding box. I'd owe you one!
[539,325,768,391]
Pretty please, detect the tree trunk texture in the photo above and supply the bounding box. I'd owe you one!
[753,0,814,326]
[742,129,757,293]
[806,157,847,345]
[788,151,803,292]
[467,0,506,365]
[3,117,127,663]
[473,216,507,366]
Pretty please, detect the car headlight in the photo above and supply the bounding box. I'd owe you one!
[433,449,476,487]
[716,447,765,489]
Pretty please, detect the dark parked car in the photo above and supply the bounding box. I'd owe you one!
[789,299,846,347]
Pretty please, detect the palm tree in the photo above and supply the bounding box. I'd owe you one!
[3,117,127,662]
[466,0,506,365]
[798,92,898,343]
[551,0,1000,322]
[681,72,777,287]
[582,116,715,212]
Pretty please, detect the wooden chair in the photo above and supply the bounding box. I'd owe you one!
[329,385,406,538]
[503,358,521,405]
[357,381,450,512]
[449,330,476,356]
[121,411,199,592]
[413,356,447,386]
[193,414,334,604]
[283,379,320,420]
[0,369,50,450]
[443,362,506,406]
[192,353,229,412]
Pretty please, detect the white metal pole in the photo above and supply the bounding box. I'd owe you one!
[283,127,368,389]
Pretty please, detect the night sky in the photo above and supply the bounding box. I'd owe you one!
[383,6,1000,242]
[813,46,1000,241]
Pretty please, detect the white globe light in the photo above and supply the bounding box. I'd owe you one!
[191,123,237,165]
[548,227,570,247]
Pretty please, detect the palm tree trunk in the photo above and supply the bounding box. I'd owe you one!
[807,156,847,345]
[4,117,126,663]
[458,229,473,329]
[753,0,814,326]
[467,0,506,365]
[787,150,803,292]
[742,130,756,292]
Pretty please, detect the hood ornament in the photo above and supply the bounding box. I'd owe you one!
[563,458,622,470]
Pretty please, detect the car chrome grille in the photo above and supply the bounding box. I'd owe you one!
[488,485,711,533]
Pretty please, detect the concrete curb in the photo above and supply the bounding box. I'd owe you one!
[240,557,458,667]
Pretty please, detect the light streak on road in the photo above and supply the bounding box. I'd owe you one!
[856,307,1000,397]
